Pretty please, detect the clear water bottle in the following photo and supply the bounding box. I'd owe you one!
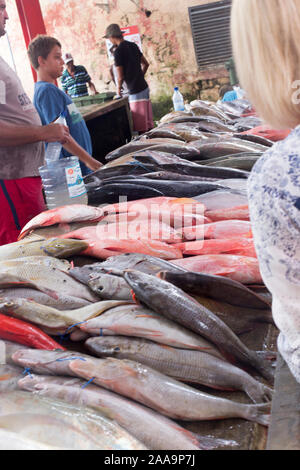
[45,115,67,164]
[172,87,185,112]
[39,156,88,210]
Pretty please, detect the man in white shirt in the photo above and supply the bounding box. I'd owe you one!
[0,0,70,244]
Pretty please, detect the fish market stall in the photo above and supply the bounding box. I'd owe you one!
[79,97,134,165]
[0,97,299,451]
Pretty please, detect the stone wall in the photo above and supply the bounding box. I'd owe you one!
[1,0,230,104]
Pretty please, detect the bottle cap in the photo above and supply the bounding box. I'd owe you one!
[174,87,179,91]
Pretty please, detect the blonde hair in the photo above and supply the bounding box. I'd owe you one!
[231,0,300,129]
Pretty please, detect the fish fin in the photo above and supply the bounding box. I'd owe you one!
[0,374,14,381]
[131,290,141,305]
[158,344,174,351]
[214,268,237,275]
[256,350,277,362]
[244,382,274,404]
[38,287,60,300]
[249,402,271,426]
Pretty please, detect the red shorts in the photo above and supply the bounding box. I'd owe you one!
[0,177,46,246]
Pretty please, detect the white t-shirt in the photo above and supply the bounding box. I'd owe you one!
[0,57,44,179]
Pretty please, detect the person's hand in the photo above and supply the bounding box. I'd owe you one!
[85,157,103,172]
[42,124,70,145]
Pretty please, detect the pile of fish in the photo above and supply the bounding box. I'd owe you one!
[0,239,275,450]
[0,98,283,450]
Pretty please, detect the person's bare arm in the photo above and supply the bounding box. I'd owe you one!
[0,121,70,147]
[109,66,116,84]
[116,66,125,96]
[88,81,99,95]
[63,136,102,171]
[141,55,149,76]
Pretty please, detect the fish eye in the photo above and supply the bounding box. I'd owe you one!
[97,286,104,292]
[114,347,120,352]
[4,302,14,308]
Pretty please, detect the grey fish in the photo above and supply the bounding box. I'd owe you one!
[159,271,271,310]
[139,171,220,182]
[105,139,195,161]
[193,137,268,159]
[0,390,146,450]
[233,133,273,148]
[69,268,132,301]
[203,155,262,171]
[143,128,187,141]
[142,163,250,180]
[69,357,271,425]
[0,288,91,310]
[123,270,275,382]
[0,256,71,272]
[100,178,228,198]
[0,237,88,261]
[79,304,222,356]
[70,254,186,280]
[0,263,99,302]
[18,374,234,450]
[0,298,129,335]
[87,183,164,206]
[2,340,29,365]
[86,336,273,403]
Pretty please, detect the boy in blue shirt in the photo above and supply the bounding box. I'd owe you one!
[27,35,102,176]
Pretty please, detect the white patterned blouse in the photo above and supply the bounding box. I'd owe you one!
[248,127,300,383]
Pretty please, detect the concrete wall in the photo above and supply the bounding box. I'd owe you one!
[1,0,230,102]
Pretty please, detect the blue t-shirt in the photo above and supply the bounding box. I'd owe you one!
[222,90,238,102]
[34,81,92,176]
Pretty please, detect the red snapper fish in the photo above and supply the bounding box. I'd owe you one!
[205,205,250,222]
[176,238,257,258]
[181,220,253,241]
[172,254,263,284]
[60,221,183,244]
[18,205,104,240]
[60,226,183,260]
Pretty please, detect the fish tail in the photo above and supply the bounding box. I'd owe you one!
[252,351,277,384]
[243,379,274,404]
[246,402,271,426]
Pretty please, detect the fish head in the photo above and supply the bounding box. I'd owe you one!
[123,270,154,294]
[41,239,88,258]
[88,274,121,297]
[69,267,95,285]
[86,337,124,357]
[0,298,22,313]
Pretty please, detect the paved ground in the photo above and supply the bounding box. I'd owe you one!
[267,354,300,450]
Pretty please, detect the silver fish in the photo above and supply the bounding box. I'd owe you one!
[18,374,235,450]
[86,336,273,403]
[69,357,271,425]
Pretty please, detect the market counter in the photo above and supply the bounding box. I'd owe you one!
[79,97,133,164]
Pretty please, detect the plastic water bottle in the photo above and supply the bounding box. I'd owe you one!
[39,156,88,209]
[45,115,67,164]
[172,87,185,112]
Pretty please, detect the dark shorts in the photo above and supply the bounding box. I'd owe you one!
[0,176,46,246]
